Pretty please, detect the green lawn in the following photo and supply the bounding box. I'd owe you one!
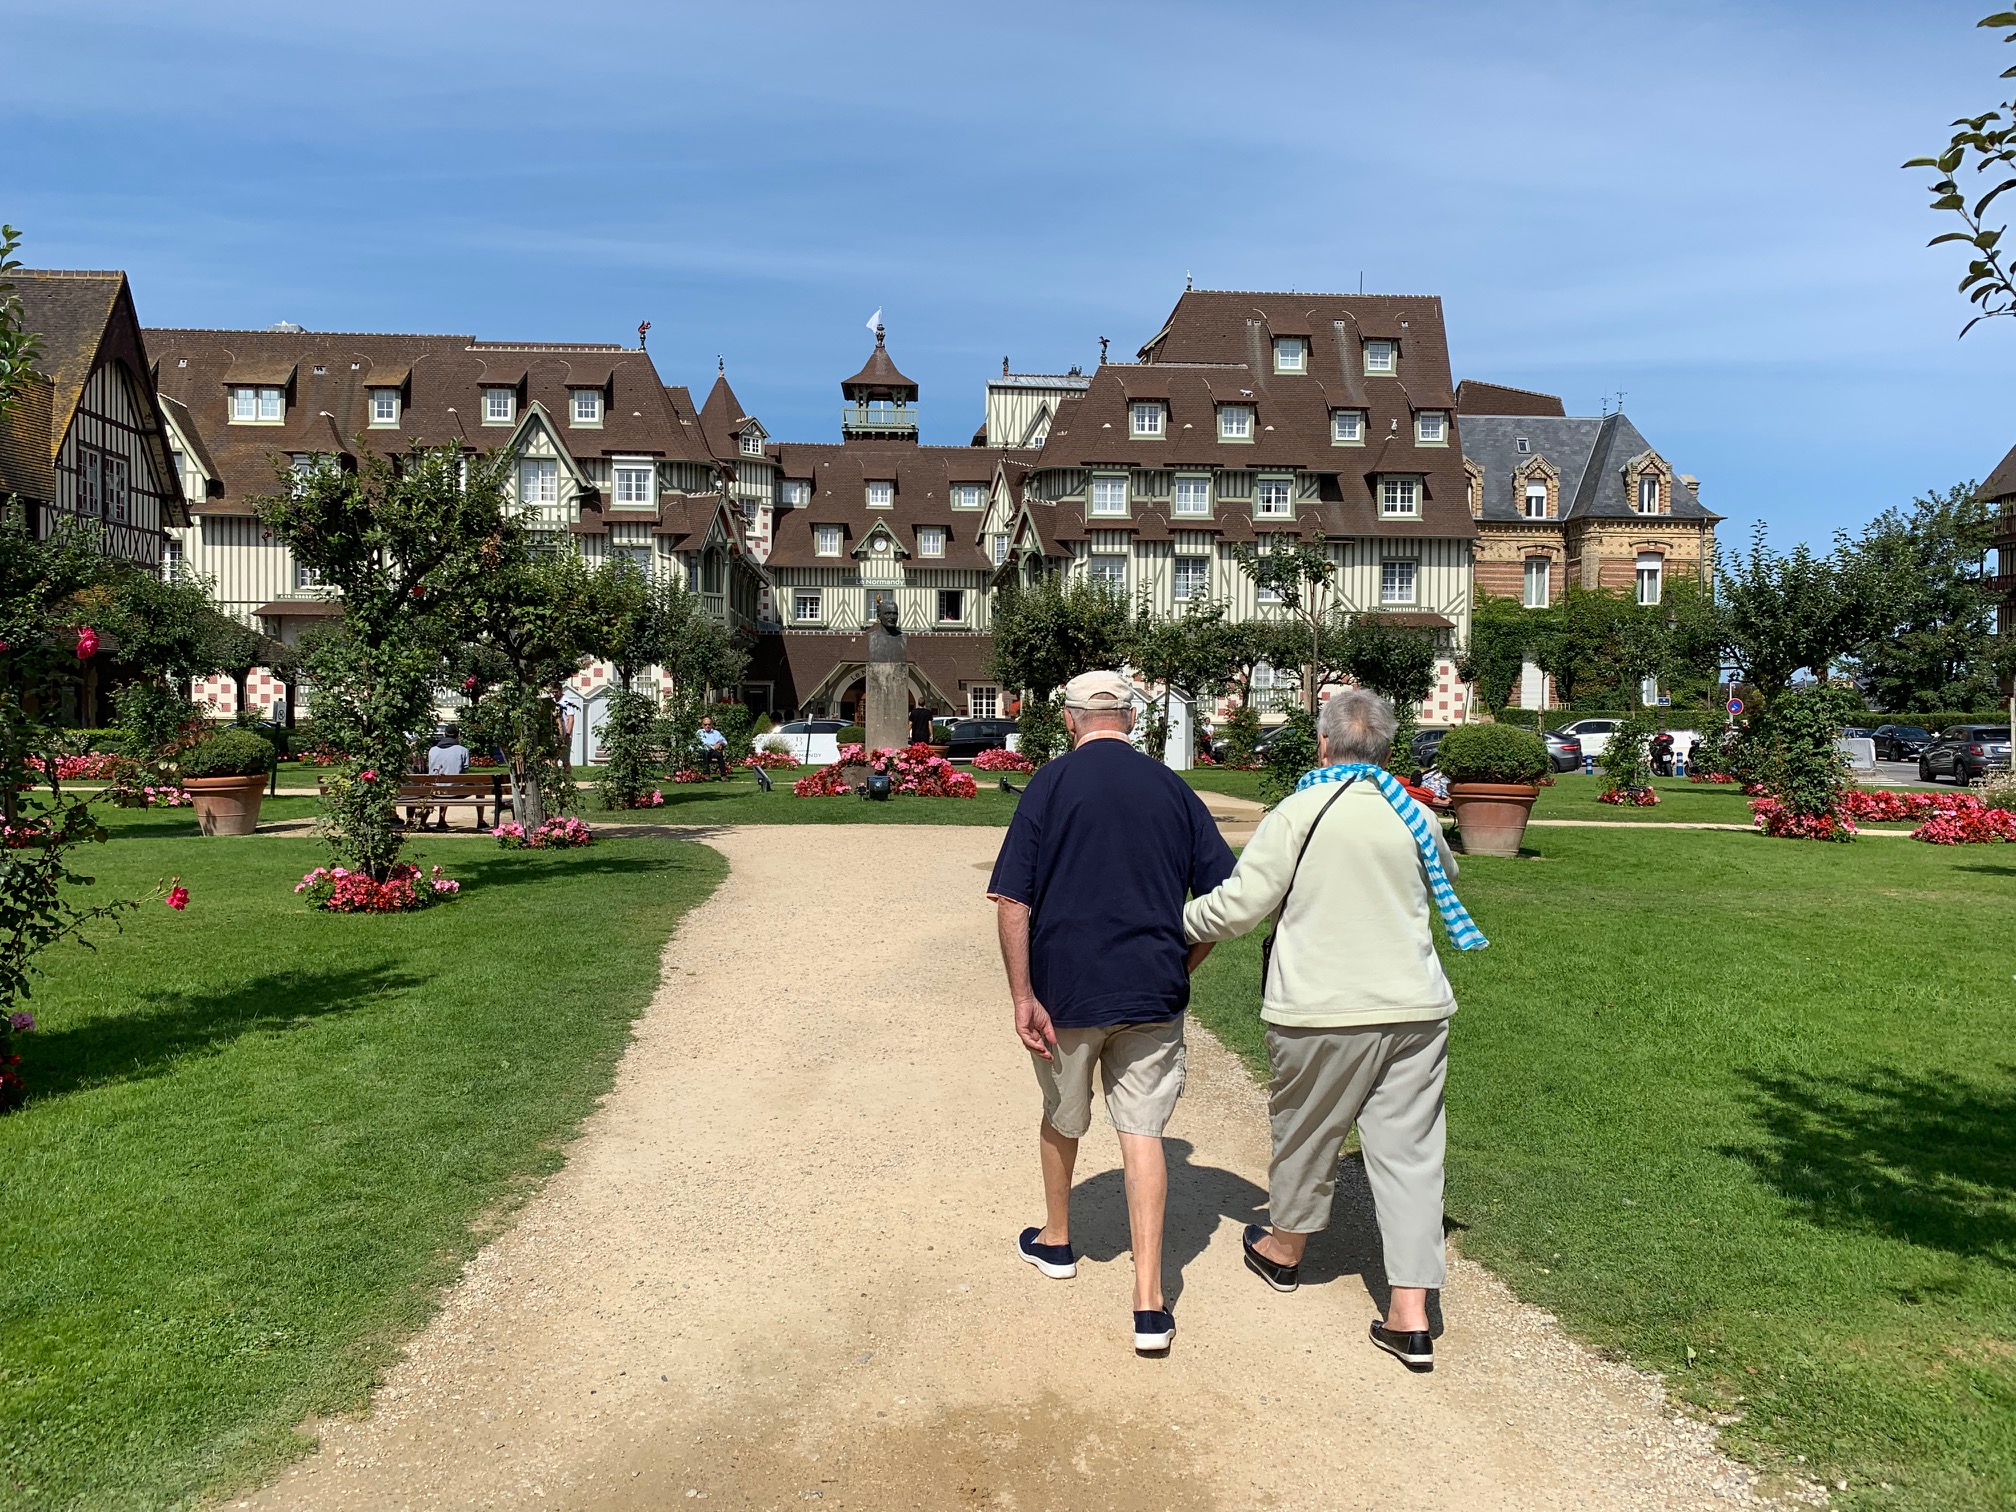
[1188,826,2016,1511]
[0,821,724,1510]
[584,772,1026,826]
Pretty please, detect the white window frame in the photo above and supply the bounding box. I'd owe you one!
[1363,340,1396,375]
[229,386,285,424]
[1255,477,1293,518]
[814,525,844,557]
[1523,557,1550,609]
[257,386,283,421]
[1331,409,1365,445]
[1173,554,1210,601]
[294,558,324,591]
[1086,555,1126,591]
[161,537,184,580]
[1636,553,1664,607]
[1130,402,1165,438]
[1173,475,1211,516]
[1218,405,1254,441]
[1273,336,1307,374]
[613,463,655,506]
[1415,411,1447,445]
[952,483,984,509]
[615,544,653,575]
[571,389,604,426]
[104,454,129,522]
[918,525,946,558]
[793,589,823,623]
[1637,474,1661,514]
[483,388,516,424]
[937,588,966,623]
[519,457,558,505]
[739,429,763,456]
[369,388,400,427]
[781,479,809,505]
[968,685,1000,718]
[1379,477,1421,517]
[866,480,894,508]
[1089,475,1129,515]
[990,533,1010,565]
[1524,482,1548,519]
[1380,559,1417,604]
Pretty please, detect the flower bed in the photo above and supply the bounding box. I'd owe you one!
[295,864,459,912]
[1598,786,1660,807]
[26,753,121,782]
[741,750,798,770]
[1911,806,2016,845]
[793,743,978,799]
[1748,797,1856,842]
[1687,771,1738,784]
[1829,786,2016,843]
[493,815,596,849]
[972,747,1035,774]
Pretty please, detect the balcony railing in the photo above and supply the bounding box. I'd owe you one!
[1987,572,2016,597]
[843,404,918,433]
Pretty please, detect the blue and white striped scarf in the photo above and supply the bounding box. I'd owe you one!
[1294,763,1488,951]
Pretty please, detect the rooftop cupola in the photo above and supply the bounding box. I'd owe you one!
[841,321,919,441]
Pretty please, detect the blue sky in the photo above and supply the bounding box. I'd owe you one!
[6,0,2011,549]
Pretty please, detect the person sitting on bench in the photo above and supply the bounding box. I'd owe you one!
[697,716,730,778]
[427,724,471,830]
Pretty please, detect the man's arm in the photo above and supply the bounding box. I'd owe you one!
[994,897,1058,1060]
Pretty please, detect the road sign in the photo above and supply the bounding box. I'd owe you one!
[1727,697,1745,715]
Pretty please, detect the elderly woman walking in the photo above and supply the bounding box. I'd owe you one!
[1182,687,1487,1372]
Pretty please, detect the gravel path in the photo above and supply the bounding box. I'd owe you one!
[238,825,1803,1512]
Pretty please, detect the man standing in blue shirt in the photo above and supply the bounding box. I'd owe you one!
[987,670,1236,1354]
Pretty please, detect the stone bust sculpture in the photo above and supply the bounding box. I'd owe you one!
[868,598,905,663]
[875,598,900,635]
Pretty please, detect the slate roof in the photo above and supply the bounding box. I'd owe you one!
[1979,440,2016,503]
[14,271,125,445]
[1455,380,1565,417]
[1460,413,1719,523]
[697,370,760,460]
[146,327,710,515]
[840,331,917,396]
[1136,290,1456,403]
[765,440,1032,568]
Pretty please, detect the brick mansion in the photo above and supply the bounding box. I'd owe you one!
[2,272,1720,735]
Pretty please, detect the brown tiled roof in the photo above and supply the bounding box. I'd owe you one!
[1455,380,1566,417]
[765,440,1033,568]
[748,630,998,713]
[146,327,710,515]
[253,599,344,618]
[840,331,918,396]
[1981,440,2016,503]
[157,392,218,483]
[698,370,757,460]
[0,374,57,503]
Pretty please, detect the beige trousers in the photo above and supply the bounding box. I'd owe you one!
[1265,1019,1449,1289]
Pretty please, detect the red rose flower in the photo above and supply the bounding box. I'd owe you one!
[165,883,189,911]
[76,627,99,659]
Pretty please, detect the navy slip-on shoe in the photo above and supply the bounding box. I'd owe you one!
[1017,1226,1077,1279]
[1369,1319,1434,1372]
[1242,1223,1300,1293]
[1133,1307,1175,1353]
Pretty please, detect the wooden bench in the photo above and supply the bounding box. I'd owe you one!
[318,772,508,829]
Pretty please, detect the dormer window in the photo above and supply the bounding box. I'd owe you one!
[1525,482,1548,518]
[1637,474,1661,514]
[229,386,285,424]
[368,388,400,427]
[613,462,655,505]
[918,525,946,557]
[866,480,893,507]
[780,480,809,505]
[1090,475,1129,516]
[1130,402,1165,438]
[1516,437,1531,454]
[1273,336,1307,374]
[1415,411,1447,445]
[483,387,516,424]
[1218,404,1254,441]
[1379,477,1421,517]
[571,389,604,426]
[739,430,764,456]
[815,524,843,556]
[1331,409,1365,445]
[1363,340,1396,375]
[1256,477,1293,517]
[1173,475,1211,517]
[951,483,984,509]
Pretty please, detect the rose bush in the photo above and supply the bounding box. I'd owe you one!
[295,863,460,912]
[1750,796,1856,841]
[1598,786,1660,807]
[493,815,595,850]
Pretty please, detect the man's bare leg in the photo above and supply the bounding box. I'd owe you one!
[1037,1121,1076,1246]
[1117,1132,1166,1311]
[1257,1228,1427,1330]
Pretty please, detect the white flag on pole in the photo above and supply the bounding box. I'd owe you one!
[865,308,882,333]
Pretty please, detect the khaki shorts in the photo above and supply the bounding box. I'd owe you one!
[1031,1017,1186,1139]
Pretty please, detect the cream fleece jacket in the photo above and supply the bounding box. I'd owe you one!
[1183,781,1458,1028]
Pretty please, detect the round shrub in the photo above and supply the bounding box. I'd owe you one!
[179,729,276,779]
[1434,723,1550,785]
[836,724,866,747]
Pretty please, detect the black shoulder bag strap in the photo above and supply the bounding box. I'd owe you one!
[1259,778,1355,994]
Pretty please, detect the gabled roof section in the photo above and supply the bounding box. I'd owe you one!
[158,392,218,484]
[13,270,124,442]
[841,326,918,397]
[1455,379,1565,417]
[1981,440,2016,503]
[698,368,759,461]
[1461,413,1719,523]
[851,516,909,559]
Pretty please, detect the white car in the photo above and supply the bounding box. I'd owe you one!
[766,718,850,767]
[1556,717,1620,759]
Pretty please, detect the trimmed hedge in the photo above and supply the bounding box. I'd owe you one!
[1436,723,1551,784]
[180,729,277,778]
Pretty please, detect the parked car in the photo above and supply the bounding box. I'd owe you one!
[768,718,852,766]
[1544,730,1584,772]
[1556,717,1621,758]
[1409,727,1448,770]
[1841,726,1876,741]
[1918,725,2013,785]
[1872,723,1932,761]
[944,718,1022,760]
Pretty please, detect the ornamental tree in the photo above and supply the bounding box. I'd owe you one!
[1126,596,1239,762]
[990,575,1134,761]
[1233,535,1339,713]
[256,446,518,879]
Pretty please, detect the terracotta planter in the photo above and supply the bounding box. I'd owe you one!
[925,743,952,758]
[1446,781,1540,858]
[183,774,268,836]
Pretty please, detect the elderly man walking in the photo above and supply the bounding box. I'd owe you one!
[988,670,1235,1354]
[1183,687,1487,1372]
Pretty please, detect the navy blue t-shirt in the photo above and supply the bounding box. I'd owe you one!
[987,737,1237,1029]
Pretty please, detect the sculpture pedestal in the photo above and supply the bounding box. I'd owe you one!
[865,661,909,754]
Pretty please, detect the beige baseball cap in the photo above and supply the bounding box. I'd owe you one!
[1062,670,1133,710]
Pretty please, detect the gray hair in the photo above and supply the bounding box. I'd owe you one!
[1318,687,1398,762]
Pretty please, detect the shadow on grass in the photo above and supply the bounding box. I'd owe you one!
[27,963,425,1100]
[1954,864,2016,878]
[448,849,701,890]
[1729,1065,2016,1266]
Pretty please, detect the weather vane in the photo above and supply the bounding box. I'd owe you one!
[637,320,650,349]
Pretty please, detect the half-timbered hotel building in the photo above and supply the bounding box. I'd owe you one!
[2,271,186,567]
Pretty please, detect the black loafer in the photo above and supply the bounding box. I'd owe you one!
[1369,1319,1433,1372]
[1242,1224,1299,1293]
[1133,1308,1175,1353]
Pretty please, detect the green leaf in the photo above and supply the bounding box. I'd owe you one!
[1933,194,1968,210]
[1981,10,2016,25]
[1941,146,1967,173]
[1904,155,1939,168]
[1931,231,1976,246]
[1974,179,2016,217]
[1979,230,2004,249]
